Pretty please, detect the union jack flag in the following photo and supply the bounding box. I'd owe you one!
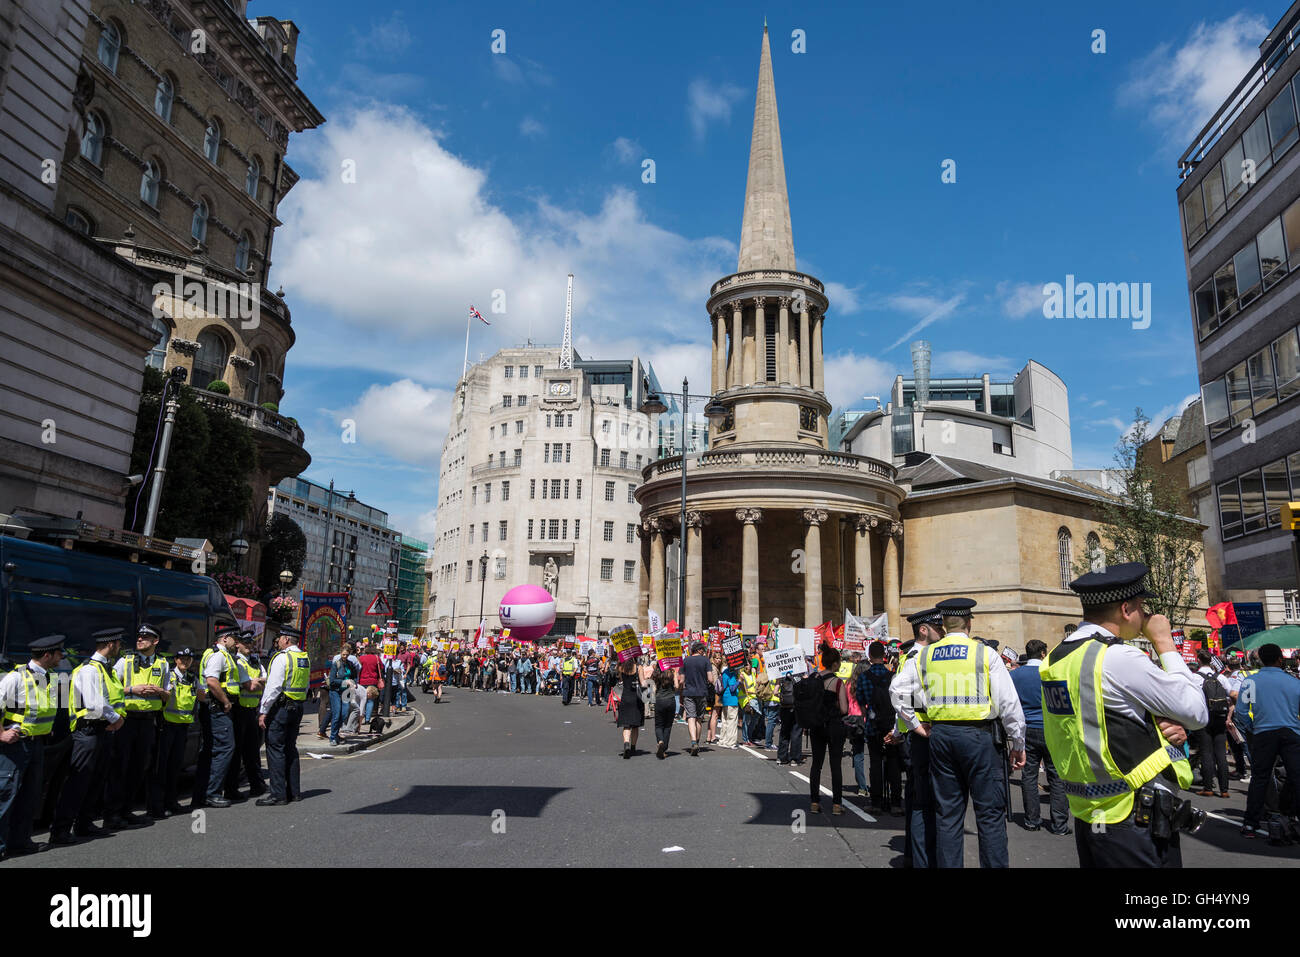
[470,305,489,326]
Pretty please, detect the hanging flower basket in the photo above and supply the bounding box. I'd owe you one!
[269,595,299,624]
[215,572,258,599]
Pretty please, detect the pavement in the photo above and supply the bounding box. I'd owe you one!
[6,685,1300,867]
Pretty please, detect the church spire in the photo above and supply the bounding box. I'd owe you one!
[737,24,795,272]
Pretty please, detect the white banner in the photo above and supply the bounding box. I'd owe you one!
[864,613,890,638]
[648,609,662,635]
[762,646,808,679]
[844,609,869,643]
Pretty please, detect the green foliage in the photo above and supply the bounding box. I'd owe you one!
[128,370,257,543]
[1189,629,1208,642]
[258,512,307,593]
[206,379,230,395]
[260,401,278,413]
[1075,408,1204,627]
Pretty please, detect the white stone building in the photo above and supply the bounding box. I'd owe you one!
[426,347,664,639]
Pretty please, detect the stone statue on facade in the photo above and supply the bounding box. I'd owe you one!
[543,557,558,596]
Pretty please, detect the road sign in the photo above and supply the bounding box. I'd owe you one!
[365,590,393,616]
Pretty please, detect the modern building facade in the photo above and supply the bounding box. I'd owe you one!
[50,0,322,568]
[425,346,663,639]
[1179,2,1300,591]
[0,0,156,527]
[396,537,428,634]
[268,477,399,623]
[836,348,1073,481]
[635,26,908,636]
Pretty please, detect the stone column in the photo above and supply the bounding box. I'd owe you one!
[730,304,743,389]
[812,311,824,393]
[777,297,790,384]
[883,521,902,639]
[710,313,720,394]
[686,510,709,632]
[754,297,767,384]
[736,507,762,635]
[646,519,666,620]
[802,508,827,628]
[799,306,811,387]
[854,515,876,618]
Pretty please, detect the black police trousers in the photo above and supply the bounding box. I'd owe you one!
[105,712,158,816]
[264,700,303,801]
[52,723,112,833]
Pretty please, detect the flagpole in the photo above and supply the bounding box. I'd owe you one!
[463,307,471,378]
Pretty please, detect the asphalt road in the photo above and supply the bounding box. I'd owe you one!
[9,686,1300,868]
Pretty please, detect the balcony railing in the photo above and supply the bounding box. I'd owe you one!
[710,269,825,297]
[192,388,305,446]
[470,460,522,476]
[642,446,896,483]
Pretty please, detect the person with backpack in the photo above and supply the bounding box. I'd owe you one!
[776,670,804,766]
[856,641,903,814]
[795,645,850,814]
[1194,649,1234,798]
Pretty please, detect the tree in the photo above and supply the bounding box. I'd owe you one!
[128,366,257,548]
[258,512,307,595]
[1077,408,1204,628]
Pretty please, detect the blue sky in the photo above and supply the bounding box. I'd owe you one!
[260,0,1280,540]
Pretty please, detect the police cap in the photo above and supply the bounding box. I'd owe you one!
[214,620,242,637]
[137,623,162,641]
[905,607,942,627]
[1068,562,1156,607]
[175,647,196,658]
[935,598,977,616]
[30,634,66,653]
[278,623,301,639]
[90,627,126,645]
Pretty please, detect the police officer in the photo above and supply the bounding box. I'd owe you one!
[561,651,577,705]
[1041,563,1208,867]
[888,609,942,868]
[195,622,241,808]
[892,597,1025,868]
[104,622,170,829]
[150,647,203,818]
[226,630,267,799]
[258,624,311,805]
[49,627,127,844]
[0,634,65,858]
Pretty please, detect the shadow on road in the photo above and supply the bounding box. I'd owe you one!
[344,785,571,817]
[741,791,879,829]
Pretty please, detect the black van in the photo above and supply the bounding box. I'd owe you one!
[0,533,238,815]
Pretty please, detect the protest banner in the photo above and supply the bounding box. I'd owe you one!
[762,646,808,679]
[382,639,398,656]
[655,634,683,670]
[722,632,747,668]
[579,640,594,657]
[648,609,662,635]
[609,623,641,663]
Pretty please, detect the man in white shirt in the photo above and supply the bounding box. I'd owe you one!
[50,628,127,844]
[104,623,170,829]
[0,633,65,857]
[257,625,310,805]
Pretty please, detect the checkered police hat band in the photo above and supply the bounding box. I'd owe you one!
[1075,582,1145,605]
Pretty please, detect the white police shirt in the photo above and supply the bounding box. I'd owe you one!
[258,644,302,715]
[0,660,47,730]
[889,634,1026,750]
[72,652,121,723]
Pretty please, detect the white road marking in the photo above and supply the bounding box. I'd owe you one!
[787,770,877,823]
[662,846,685,853]
[740,746,770,760]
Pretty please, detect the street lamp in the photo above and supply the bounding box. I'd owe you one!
[855,578,864,617]
[640,377,728,631]
[279,569,293,598]
[478,551,489,631]
[596,614,602,637]
[230,538,249,575]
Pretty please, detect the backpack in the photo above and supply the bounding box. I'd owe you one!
[869,672,896,733]
[794,672,835,729]
[1203,673,1230,718]
[779,677,796,708]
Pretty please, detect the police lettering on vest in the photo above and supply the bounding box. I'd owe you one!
[123,655,167,712]
[918,636,992,721]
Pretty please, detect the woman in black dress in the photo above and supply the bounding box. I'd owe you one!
[617,657,654,758]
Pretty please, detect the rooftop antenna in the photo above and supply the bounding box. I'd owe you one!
[559,273,574,370]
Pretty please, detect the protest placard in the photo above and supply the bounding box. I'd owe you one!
[722,632,747,668]
[655,634,683,670]
[762,646,808,679]
[609,624,641,663]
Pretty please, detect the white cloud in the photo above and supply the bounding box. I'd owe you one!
[1150,393,1199,430]
[389,507,438,543]
[352,12,412,58]
[336,379,451,468]
[995,280,1045,319]
[274,105,735,388]
[1090,399,1108,408]
[687,78,746,140]
[1086,417,1130,433]
[610,136,642,163]
[1121,13,1270,140]
[930,350,1014,375]
[878,292,966,351]
[823,351,897,412]
[519,116,545,138]
[823,281,863,314]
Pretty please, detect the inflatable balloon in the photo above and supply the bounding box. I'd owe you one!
[499,584,557,641]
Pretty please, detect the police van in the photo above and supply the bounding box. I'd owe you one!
[0,512,239,816]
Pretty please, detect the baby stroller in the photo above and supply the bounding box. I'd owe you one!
[543,671,561,696]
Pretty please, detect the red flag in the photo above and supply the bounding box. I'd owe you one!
[834,623,845,640]
[666,620,679,633]
[1206,602,1237,630]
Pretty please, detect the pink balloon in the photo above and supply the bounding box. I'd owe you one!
[499,585,557,640]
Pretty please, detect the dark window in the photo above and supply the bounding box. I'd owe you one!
[1265,459,1290,527]
[1218,479,1243,539]
[1269,83,1299,156]
[1203,164,1227,227]
[1202,378,1230,437]
[1258,218,1287,289]
[1194,279,1218,339]
[1243,113,1274,182]
[1226,362,1252,424]
[1240,469,1266,534]
[1221,139,1247,208]
[1234,240,1263,308]
[1285,199,1300,270]
[1291,452,1300,499]
[1275,328,1300,402]
[1184,186,1208,246]
[1214,260,1238,322]
[1248,345,1277,414]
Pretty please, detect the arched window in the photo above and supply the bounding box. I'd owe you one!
[80,112,104,165]
[64,207,93,235]
[146,317,170,369]
[203,119,221,164]
[154,75,174,122]
[140,159,160,206]
[235,231,251,272]
[193,330,228,387]
[1086,532,1105,573]
[97,21,121,72]
[245,157,260,199]
[1058,527,1073,590]
[190,198,208,244]
[246,350,263,404]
